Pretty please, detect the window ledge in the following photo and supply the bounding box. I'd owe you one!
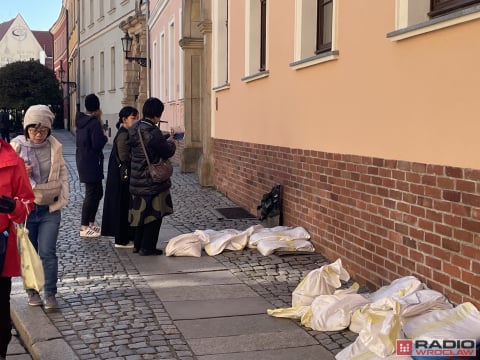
[108,8,116,15]
[213,83,230,92]
[387,4,480,41]
[241,70,269,83]
[289,51,339,70]
[108,89,116,93]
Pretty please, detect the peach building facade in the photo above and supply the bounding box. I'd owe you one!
[211,0,480,306]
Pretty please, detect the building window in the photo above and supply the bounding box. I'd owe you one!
[90,56,95,93]
[90,0,94,25]
[168,21,175,102]
[110,0,115,11]
[160,33,165,101]
[82,59,86,96]
[429,0,480,17]
[99,0,105,18]
[99,51,105,92]
[179,8,184,99]
[213,0,229,88]
[244,0,268,77]
[110,46,116,90]
[316,0,333,54]
[389,0,480,40]
[291,0,338,69]
[81,0,85,30]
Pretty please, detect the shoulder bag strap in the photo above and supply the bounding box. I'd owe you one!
[137,127,152,167]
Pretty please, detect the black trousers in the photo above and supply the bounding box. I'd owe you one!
[81,181,103,227]
[133,218,162,251]
[0,277,12,358]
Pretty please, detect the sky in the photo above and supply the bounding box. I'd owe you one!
[0,0,63,31]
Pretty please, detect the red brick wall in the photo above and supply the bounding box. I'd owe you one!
[213,138,480,308]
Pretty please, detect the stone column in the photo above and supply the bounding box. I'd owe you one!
[197,0,214,186]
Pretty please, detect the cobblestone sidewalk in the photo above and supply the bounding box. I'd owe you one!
[36,130,358,359]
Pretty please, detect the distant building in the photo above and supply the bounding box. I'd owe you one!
[0,14,53,69]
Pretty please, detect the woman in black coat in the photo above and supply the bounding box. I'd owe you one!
[128,98,176,256]
[101,106,139,247]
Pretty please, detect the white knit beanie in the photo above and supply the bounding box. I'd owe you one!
[23,105,54,130]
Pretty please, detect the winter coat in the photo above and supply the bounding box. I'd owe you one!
[75,112,108,183]
[0,139,35,277]
[101,126,131,237]
[10,135,69,212]
[128,119,176,196]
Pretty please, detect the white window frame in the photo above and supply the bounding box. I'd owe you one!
[99,51,105,92]
[388,0,480,41]
[90,56,95,93]
[213,0,229,89]
[110,46,116,91]
[179,8,184,99]
[160,33,166,101]
[243,0,268,81]
[290,0,339,71]
[168,19,175,102]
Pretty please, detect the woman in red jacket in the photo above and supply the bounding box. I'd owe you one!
[0,139,34,359]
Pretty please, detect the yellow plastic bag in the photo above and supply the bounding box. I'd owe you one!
[17,225,44,292]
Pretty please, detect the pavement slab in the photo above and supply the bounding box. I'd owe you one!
[175,314,300,339]
[186,330,318,355]
[196,345,334,360]
[163,296,274,320]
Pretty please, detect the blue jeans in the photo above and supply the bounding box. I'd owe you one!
[26,205,60,295]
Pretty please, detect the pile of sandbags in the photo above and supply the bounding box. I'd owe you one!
[267,259,479,360]
[165,225,315,257]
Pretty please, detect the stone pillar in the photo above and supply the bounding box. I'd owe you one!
[197,0,214,186]
[180,0,204,173]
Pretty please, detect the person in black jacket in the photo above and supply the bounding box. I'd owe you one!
[75,94,108,238]
[128,98,176,256]
[101,106,139,247]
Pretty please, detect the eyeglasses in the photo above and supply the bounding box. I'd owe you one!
[28,127,49,135]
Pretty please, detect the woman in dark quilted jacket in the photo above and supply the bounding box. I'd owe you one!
[128,98,176,256]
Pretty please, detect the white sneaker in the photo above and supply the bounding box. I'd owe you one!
[89,224,101,233]
[80,228,100,238]
[114,242,134,249]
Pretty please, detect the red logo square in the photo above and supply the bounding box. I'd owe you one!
[397,339,413,356]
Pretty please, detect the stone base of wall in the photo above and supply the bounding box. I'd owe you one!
[213,138,480,307]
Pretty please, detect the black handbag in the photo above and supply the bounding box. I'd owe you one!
[138,128,173,183]
[0,229,8,273]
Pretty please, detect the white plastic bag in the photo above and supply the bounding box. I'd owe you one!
[292,258,350,307]
[18,225,44,292]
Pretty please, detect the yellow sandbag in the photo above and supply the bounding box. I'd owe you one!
[17,225,44,292]
[267,305,310,320]
[292,258,350,307]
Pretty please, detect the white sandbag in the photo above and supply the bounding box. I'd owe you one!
[204,225,262,256]
[336,336,413,360]
[256,238,315,256]
[292,258,350,307]
[403,302,480,341]
[367,276,425,303]
[248,226,310,248]
[396,289,453,318]
[302,293,371,331]
[267,305,310,320]
[350,277,425,333]
[165,231,209,257]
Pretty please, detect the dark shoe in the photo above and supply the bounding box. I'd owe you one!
[139,248,163,256]
[44,293,59,310]
[133,247,139,253]
[27,290,43,306]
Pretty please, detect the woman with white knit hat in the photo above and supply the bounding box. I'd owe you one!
[10,105,69,310]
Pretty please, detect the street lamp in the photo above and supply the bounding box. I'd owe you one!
[121,31,149,67]
[58,60,77,91]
